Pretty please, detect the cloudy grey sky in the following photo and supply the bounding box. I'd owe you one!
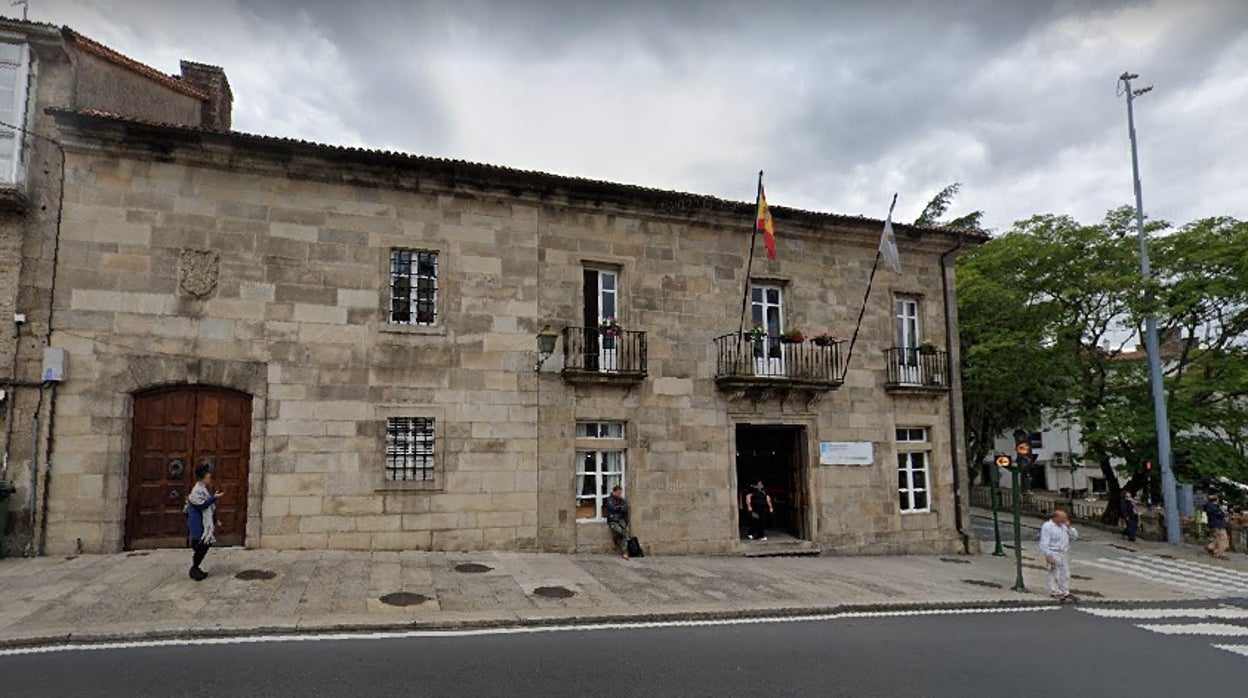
[27,0,1248,232]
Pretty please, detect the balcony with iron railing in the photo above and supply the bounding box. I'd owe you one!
[884,347,950,394]
[713,334,845,392]
[561,326,647,384]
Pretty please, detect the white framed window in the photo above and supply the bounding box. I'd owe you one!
[582,267,620,371]
[0,39,30,185]
[385,417,436,482]
[575,421,626,521]
[389,249,438,325]
[576,421,625,439]
[896,427,930,513]
[750,284,785,374]
[896,427,929,443]
[895,298,920,350]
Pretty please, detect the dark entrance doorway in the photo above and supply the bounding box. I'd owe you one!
[735,425,808,540]
[126,386,252,549]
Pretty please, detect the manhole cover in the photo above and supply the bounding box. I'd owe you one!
[1157,554,1176,560]
[1110,544,1137,552]
[1071,574,1093,581]
[939,557,971,564]
[1025,564,1047,571]
[235,569,277,581]
[961,579,1004,589]
[379,592,429,607]
[455,563,493,574]
[126,551,150,557]
[532,586,576,599]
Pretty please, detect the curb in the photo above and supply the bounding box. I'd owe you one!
[0,598,1063,651]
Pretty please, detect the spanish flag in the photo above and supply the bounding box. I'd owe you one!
[757,185,776,260]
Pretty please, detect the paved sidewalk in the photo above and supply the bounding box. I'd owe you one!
[2,516,1246,648]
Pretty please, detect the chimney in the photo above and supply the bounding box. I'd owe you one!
[179,60,233,131]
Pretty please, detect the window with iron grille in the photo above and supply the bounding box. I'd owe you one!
[385,417,435,482]
[389,249,438,325]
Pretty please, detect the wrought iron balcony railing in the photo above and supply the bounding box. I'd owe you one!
[713,334,845,389]
[561,326,647,381]
[884,347,950,390]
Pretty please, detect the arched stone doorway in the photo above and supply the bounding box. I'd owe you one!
[125,386,252,549]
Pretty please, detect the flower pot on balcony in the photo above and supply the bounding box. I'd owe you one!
[917,343,938,356]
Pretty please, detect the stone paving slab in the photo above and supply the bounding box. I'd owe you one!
[1,518,1245,649]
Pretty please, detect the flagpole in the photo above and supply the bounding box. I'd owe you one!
[844,193,897,372]
[737,170,764,338]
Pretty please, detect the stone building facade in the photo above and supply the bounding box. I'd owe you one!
[3,22,982,558]
[0,19,230,556]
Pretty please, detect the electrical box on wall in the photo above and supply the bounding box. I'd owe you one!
[42,347,67,383]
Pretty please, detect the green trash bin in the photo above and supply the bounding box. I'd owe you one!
[0,480,15,558]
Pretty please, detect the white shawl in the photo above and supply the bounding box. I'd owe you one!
[187,481,217,544]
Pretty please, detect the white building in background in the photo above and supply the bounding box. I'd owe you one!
[989,420,1121,496]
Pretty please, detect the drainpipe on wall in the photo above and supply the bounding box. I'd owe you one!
[940,232,970,554]
[2,115,68,557]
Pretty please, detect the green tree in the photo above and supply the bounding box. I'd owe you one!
[958,209,1248,519]
[915,183,984,230]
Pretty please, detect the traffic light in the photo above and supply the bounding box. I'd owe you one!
[1013,429,1037,468]
[1172,450,1191,477]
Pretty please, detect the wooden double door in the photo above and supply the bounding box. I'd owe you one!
[126,386,252,549]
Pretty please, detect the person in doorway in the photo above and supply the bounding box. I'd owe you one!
[1120,491,1140,542]
[185,463,223,581]
[745,480,773,541]
[604,485,631,560]
[1204,494,1230,560]
[1038,509,1079,602]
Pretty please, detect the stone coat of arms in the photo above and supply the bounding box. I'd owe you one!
[179,249,220,298]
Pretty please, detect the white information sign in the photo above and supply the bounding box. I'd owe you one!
[819,441,874,466]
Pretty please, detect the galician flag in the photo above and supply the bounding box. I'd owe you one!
[757,184,776,260]
[879,197,901,274]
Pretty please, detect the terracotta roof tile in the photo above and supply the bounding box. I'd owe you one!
[50,107,987,241]
[61,27,209,101]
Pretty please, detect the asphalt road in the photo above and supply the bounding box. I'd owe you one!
[4,605,1245,697]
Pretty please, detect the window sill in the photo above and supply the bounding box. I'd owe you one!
[577,518,607,524]
[375,481,442,493]
[374,322,447,337]
[900,509,933,515]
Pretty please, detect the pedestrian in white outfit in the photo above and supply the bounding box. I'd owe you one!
[1038,509,1079,602]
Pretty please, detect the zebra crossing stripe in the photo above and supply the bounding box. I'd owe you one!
[1100,555,1248,589]
[1082,559,1230,596]
[1088,556,1248,594]
[1213,644,1248,658]
[1132,554,1248,586]
[1078,607,1248,620]
[1137,623,1248,637]
[1106,556,1248,593]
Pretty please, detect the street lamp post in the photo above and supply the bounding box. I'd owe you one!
[1119,71,1181,545]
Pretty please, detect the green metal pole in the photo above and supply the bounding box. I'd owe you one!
[1010,467,1026,592]
[989,469,1005,556]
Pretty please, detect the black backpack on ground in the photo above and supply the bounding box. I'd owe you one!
[626,536,644,558]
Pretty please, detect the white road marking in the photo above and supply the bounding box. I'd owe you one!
[1132,554,1248,587]
[1137,622,1248,637]
[1213,644,1248,658]
[1082,558,1229,596]
[1078,607,1248,620]
[0,605,1058,657]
